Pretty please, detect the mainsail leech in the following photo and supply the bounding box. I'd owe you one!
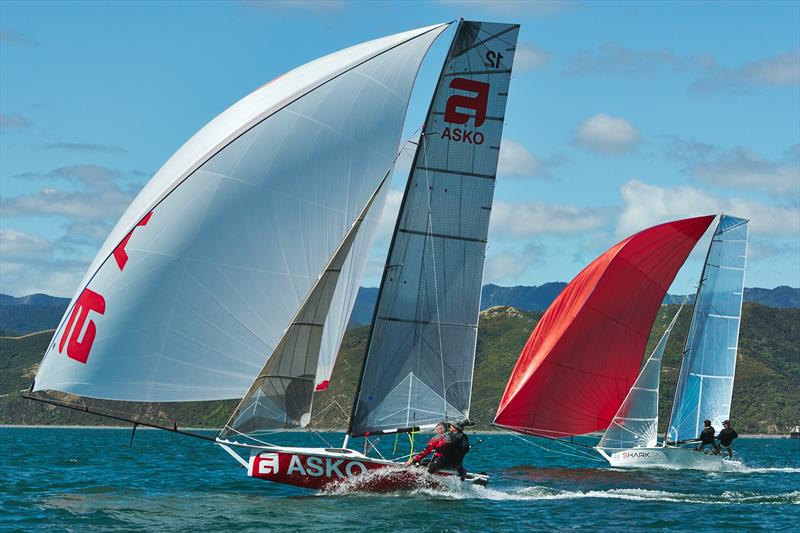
[349,21,520,438]
[667,215,749,443]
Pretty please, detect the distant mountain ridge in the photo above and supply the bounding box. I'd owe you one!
[1,285,797,334]
[349,284,800,324]
[0,281,800,336]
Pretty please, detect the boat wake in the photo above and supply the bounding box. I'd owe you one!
[322,470,799,504]
[721,463,800,474]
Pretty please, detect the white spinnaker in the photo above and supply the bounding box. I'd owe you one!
[33,23,447,402]
[597,307,682,450]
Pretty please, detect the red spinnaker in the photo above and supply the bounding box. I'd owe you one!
[494,215,715,438]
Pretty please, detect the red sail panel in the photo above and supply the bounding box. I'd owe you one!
[494,215,715,438]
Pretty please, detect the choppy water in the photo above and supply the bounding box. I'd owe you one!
[3,428,798,531]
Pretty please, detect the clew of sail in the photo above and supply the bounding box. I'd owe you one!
[348,21,520,437]
[667,215,749,443]
[494,216,715,438]
[31,23,448,404]
[597,306,682,450]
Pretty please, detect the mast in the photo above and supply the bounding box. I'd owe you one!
[345,20,465,442]
[666,214,749,444]
[665,216,717,444]
[347,20,521,440]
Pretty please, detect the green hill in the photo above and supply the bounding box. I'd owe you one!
[1,303,797,434]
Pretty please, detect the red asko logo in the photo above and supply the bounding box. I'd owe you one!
[58,211,153,364]
[442,78,490,145]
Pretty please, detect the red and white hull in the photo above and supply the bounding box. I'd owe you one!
[242,446,488,491]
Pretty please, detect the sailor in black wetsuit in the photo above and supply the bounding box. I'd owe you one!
[715,420,738,459]
[696,419,716,452]
[427,419,471,480]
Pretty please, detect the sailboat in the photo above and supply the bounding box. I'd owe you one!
[597,214,749,469]
[495,215,749,470]
[27,20,519,491]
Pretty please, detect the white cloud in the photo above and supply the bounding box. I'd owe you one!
[3,164,141,220]
[0,112,31,130]
[693,147,799,195]
[1,187,136,220]
[565,42,685,76]
[490,200,608,238]
[617,179,800,237]
[743,52,800,85]
[0,229,52,260]
[514,43,550,71]
[665,138,800,196]
[498,139,543,177]
[0,229,88,297]
[573,113,640,155]
[690,51,800,94]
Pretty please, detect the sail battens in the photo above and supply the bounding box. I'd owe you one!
[443,69,512,76]
[414,165,496,180]
[398,228,488,244]
[377,316,477,328]
[349,21,519,437]
[667,215,748,443]
[429,112,506,122]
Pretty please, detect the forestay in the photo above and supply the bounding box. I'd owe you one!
[32,23,448,402]
[349,21,520,437]
[667,215,749,443]
[597,307,682,450]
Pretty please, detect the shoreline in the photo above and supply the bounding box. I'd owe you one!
[0,425,792,438]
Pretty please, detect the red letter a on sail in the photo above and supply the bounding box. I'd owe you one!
[58,288,106,364]
[444,78,489,127]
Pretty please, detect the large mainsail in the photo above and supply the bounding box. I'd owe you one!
[494,216,715,438]
[667,215,749,443]
[31,24,448,403]
[348,21,520,437]
[597,307,682,450]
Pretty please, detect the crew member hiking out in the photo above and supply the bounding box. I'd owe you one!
[406,422,446,466]
[427,420,471,480]
[696,419,716,452]
[715,420,738,459]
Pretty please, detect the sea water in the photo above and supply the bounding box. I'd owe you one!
[3,428,798,531]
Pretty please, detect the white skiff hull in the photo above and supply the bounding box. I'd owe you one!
[596,446,726,470]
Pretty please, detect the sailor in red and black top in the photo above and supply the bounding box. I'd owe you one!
[406,422,446,466]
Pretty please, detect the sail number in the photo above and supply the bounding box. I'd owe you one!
[485,50,504,68]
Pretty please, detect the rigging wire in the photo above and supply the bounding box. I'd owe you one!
[507,431,605,463]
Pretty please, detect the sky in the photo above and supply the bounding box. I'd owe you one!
[1,0,798,297]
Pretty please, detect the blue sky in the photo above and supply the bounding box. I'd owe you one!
[1,0,798,297]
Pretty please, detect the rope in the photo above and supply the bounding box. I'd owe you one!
[420,135,448,418]
[509,432,604,463]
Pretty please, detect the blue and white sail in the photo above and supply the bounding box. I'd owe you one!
[597,307,682,450]
[667,215,749,443]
